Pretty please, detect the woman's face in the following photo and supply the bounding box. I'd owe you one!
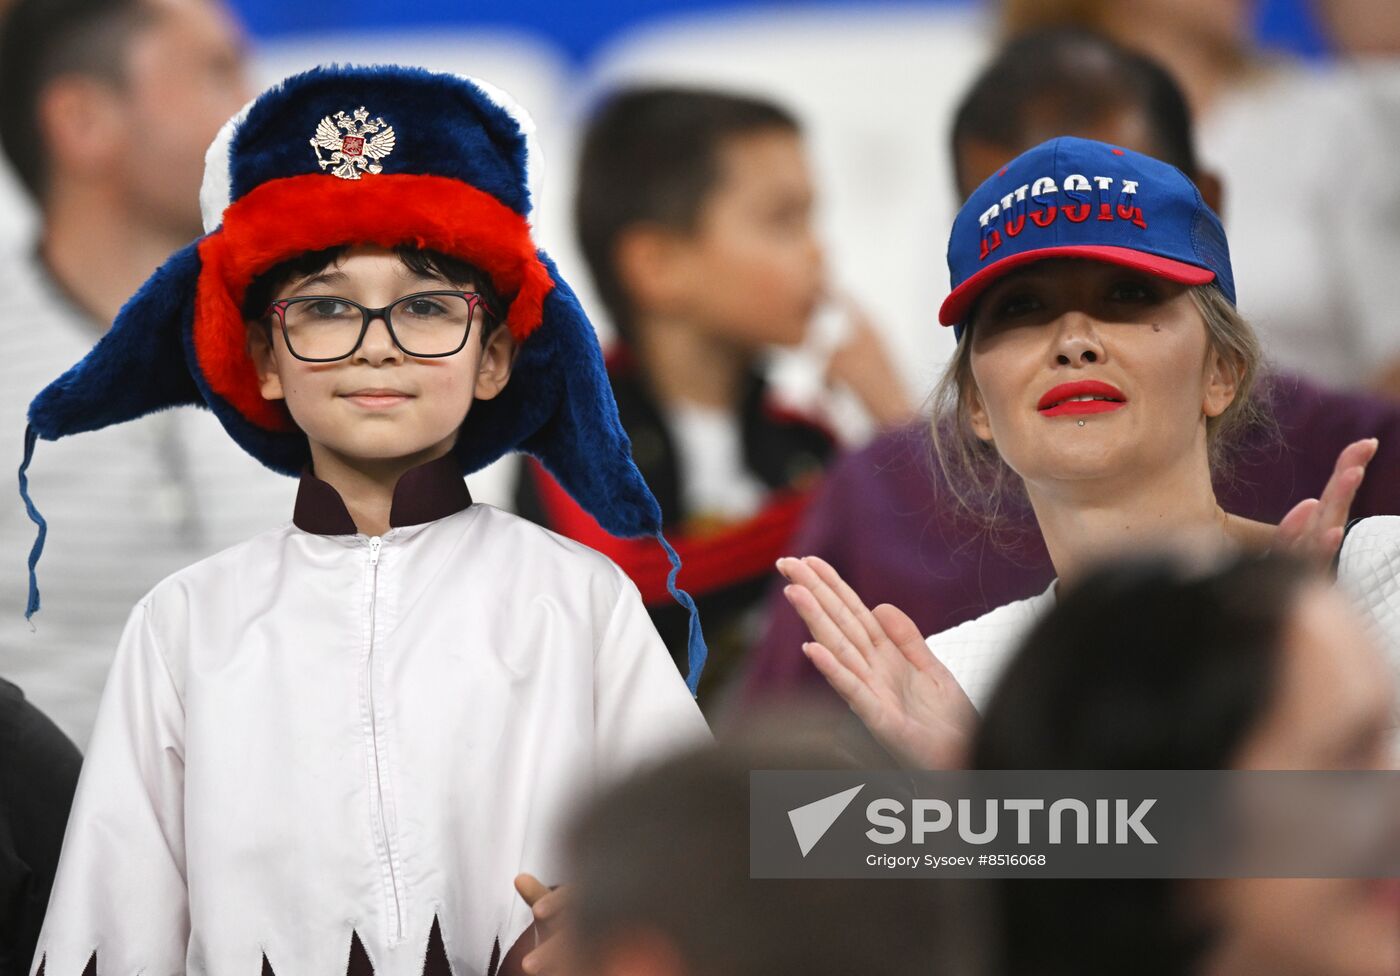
[1208,585,1399,976]
[964,259,1237,496]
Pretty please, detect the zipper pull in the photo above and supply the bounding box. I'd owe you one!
[368,536,382,566]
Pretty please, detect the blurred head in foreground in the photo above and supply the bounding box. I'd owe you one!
[564,730,990,976]
[975,553,1398,976]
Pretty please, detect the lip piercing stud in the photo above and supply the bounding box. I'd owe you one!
[1077,420,1086,427]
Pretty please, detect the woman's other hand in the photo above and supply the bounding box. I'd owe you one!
[1276,438,1379,564]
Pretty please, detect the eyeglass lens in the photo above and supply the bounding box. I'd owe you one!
[280,293,480,359]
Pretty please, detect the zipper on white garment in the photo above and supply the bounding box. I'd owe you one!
[365,534,405,941]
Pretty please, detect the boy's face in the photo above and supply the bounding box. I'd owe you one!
[248,245,516,470]
[633,129,824,349]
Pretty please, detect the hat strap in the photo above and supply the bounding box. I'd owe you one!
[18,425,47,620]
[657,532,707,695]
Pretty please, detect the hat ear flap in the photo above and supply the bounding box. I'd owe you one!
[28,241,205,440]
[457,253,706,693]
[459,252,663,536]
[22,241,207,618]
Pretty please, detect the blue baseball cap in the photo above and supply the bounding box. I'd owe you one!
[939,136,1234,337]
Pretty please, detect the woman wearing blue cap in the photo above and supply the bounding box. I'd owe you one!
[777,136,1396,769]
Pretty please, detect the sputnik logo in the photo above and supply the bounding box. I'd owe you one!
[788,785,864,857]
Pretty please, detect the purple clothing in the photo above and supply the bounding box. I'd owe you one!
[738,373,1400,709]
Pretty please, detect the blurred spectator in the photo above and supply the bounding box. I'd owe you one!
[516,87,911,699]
[563,731,990,976]
[1316,0,1400,57]
[974,553,1399,976]
[0,0,290,747]
[1001,0,1400,396]
[738,27,1400,714]
[1001,0,1253,115]
[0,679,80,976]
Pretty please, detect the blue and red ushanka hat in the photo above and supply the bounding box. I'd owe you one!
[19,64,706,692]
[939,136,1235,340]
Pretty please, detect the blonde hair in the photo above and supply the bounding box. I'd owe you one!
[930,283,1271,527]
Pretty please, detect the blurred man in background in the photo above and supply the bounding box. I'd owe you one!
[1,0,249,319]
[0,0,289,750]
[738,27,1400,714]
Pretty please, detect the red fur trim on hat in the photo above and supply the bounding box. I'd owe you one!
[194,173,553,432]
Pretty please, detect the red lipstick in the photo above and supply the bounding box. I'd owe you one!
[1038,380,1127,417]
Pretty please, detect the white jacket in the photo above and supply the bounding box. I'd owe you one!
[32,457,711,976]
[929,516,1400,716]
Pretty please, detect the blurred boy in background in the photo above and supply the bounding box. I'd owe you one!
[739,27,1400,713]
[517,87,911,698]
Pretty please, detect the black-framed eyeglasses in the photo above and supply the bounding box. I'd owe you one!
[264,291,495,362]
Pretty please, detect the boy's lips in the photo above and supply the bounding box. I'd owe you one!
[341,388,414,409]
[1038,380,1128,417]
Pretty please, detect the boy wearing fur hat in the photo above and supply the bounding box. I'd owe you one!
[20,67,709,976]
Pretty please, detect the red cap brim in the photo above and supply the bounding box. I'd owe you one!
[938,245,1216,327]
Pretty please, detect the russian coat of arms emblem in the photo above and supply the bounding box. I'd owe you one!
[310,107,396,180]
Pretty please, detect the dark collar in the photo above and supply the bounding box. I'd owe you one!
[293,452,473,535]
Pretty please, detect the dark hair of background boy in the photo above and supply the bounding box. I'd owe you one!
[574,86,799,344]
[567,730,991,976]
[949,27,1210,200]
[972,554,1314,976]
[0,0,152,201]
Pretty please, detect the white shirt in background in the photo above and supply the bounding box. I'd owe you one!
[0,246,293,748]
[663,400,769,522]
[1201,61,1400,388]
[927,522,1400,748]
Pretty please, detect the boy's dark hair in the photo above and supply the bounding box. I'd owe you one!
[242,245,506,344]
[950,27,1199,194]
[0,0,154,201]
[575,86,800,343]
[567,735,990,976]
[972,553,1316,976]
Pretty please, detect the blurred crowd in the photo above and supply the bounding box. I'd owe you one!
[1,0,1399,974]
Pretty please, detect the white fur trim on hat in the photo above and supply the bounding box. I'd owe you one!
[199,95,254,234]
